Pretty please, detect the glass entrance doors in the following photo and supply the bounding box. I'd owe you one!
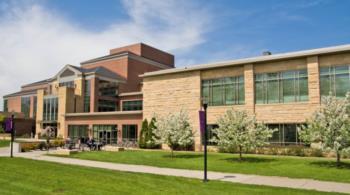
[93,125,118,144]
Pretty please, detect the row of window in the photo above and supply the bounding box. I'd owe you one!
[68,124,138,144]
[201,65,350,106]
[59,81,75,88]
[122,100,142,111]
[21,97,31,118]
[84,80,91,112]
[202,123,304,146]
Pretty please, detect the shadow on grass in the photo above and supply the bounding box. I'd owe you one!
[162,154,203,159]
[310,161,350,169]
[222,156,276,163]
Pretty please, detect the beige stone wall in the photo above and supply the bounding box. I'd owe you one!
[143,71,202,150]
[35,89,44,136]
[57,87,75,137]
[143,53,350,150]
[74,78,84,113]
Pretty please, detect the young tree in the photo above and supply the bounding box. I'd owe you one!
[154,110,194,157]
[145,117,159,149]
[212,109,275,161]
[138,119,148,148]
[299,93,350,166]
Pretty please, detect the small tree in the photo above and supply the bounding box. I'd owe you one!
[0,114,5,133]
[154,110,194,157]
[212,109,275,161]
[41,126,56,152]
[299,93,350,166]
[138,119,148,148]
[145,117,159,149]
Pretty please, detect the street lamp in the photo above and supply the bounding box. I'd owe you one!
[201,98,208,182]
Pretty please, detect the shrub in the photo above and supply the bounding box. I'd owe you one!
[52,138,65,148]
[21,143,39,152]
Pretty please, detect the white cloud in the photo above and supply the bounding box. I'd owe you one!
[0,0,212,110]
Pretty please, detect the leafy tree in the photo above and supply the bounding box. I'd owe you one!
[154,110,194,157]
[145,117,159,149]
[138,119,149,148]
[212,109,275,161]
[299,93,350,166]
[0,114,5,133]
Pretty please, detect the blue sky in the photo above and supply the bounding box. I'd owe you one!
[0,0,349,110]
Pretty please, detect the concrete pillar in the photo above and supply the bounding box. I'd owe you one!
[35,90,44,138]
[244,64,255,114]
[307,56,321,105]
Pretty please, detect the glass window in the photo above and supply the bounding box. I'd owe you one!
[98,100,116,112]
[84,80,91,112]
[21,96,31,118]
[255,69,308,104]
[33,96,37,119]
[92,125,118,144]
[3,99,8,112]
[122,100,142,111]
[267,124,303,145]
[43,97,58,121]
[201,75,244,106]
[320,65,350,98]
[68,125,89,141]
[122,125,138,142]
[59,81,74,88]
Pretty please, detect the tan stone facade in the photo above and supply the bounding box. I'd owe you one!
[143,49,350,151]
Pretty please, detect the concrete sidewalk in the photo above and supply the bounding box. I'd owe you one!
[11,151,350,194]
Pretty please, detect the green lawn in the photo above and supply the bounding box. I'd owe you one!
[0,140,10,148]
[0,157,342,195]
[66,150,350,183]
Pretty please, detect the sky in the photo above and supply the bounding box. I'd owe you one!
[0,0,350,110]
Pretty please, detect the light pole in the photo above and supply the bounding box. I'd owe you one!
[202,101,208,182]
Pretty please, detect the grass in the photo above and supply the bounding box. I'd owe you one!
[0,157,343,195]
[0,140,10,148]
[66,150,350,183]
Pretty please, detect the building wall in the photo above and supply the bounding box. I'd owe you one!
[142,52,350,151]
[6,96,21,113]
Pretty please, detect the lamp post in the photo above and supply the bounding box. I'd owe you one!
[202,100,208,182]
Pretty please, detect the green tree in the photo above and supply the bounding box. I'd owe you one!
[0,114,5,133]
[299,93,350,166]
[138,119,149,148]
[145,117,159,149]
[212,109,275,161]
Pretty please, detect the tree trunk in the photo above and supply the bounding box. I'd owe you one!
[239,146,242,161]
[336,151,341,167]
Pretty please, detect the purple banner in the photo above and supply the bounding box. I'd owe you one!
[199,110,205,135]
[4,118,13,133]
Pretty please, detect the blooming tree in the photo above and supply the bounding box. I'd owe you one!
[299,93,350,166]
[154,110,194,157]
[212,109,275,161]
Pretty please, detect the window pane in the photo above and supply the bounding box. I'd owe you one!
[335,73,350,97]
[211,79,223,106]
[255,80,265,104]
[267,73,279,103]
[282,71,295,103]
[299,77,309,101]
[238,82,245,104]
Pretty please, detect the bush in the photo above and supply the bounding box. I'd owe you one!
[21,143,39,152]
[51,138,65,148]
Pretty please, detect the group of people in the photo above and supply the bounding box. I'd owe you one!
[65,136,104,151]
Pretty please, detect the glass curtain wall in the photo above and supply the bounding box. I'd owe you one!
[43,96,58,121]
[68,125,89,141]
[202,76,244,106]
[21,96,31,118]
[320,65,350,98]
[255,69,308,104]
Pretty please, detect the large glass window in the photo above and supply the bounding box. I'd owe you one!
[122,125,138,142]
[255,69,308,104]
[43,96,58,121]
[21,96,31,118]
[98,100,116,112]
[93,125,118,144]
[201,76,244,106]
[320,65,350,98]
[3,99,8,112]
[84,80,90,112]
[68,125,89,141]
[122,100,142,111]
[267,124,303,145]
[33,96,37,119]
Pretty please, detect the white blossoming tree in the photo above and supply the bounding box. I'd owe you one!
[154,110,194,157]
[212,109,275,161]
[299,93,350,166]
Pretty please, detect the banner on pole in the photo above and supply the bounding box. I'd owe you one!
[199,110,205,135]
[4,118,13,133]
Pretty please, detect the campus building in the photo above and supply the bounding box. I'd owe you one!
[3,43,350,151]
[3,43,174,144]
[142,44,350,151]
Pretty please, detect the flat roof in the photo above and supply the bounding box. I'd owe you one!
[141,44,350,78]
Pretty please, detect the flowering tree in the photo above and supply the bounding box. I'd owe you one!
[212,109,275,161]
[299,93,350,166]
[154,110,194,157]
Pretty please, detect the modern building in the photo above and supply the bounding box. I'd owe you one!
[3,43,350,151]
[142,44,350,151]
[3,43,174,144]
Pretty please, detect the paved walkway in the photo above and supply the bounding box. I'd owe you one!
[3,150,346,194]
